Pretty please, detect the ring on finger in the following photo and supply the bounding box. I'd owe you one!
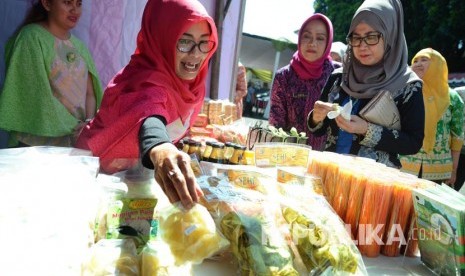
[167,170,177,179]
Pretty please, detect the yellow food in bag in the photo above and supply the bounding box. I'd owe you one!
[159,203,229,265]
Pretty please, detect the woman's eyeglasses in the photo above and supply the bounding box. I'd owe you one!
[347,32,382,47]
[177,39,216,53]
[300,35,326,45]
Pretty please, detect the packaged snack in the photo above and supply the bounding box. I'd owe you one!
[82,239,140,276]
[197,175,299,275]
[141,240,192,276]
[158,203,229,265]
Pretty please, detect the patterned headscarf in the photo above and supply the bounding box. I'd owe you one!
[413,48,450,152]
[341,0,419,99]
[290,13,333,80]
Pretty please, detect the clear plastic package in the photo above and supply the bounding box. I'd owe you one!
[158,202,229,265]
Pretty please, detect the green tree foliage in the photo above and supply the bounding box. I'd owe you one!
[314,0,465,72]
[314,0,362,43]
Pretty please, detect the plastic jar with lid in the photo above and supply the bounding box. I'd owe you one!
[229,144,246,165]
[223,142,236,164]
[202,141,213,161]
[187,140,201,159]
[181,138,190,153]
[209,142,225,164]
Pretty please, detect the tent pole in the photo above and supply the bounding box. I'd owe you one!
[272,50,281,84]
[209,0,225,100]
[229,0,246,103]
[263,50,281,119]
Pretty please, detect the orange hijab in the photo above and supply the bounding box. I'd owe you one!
[76,0,218,167]
[412,48,450,152]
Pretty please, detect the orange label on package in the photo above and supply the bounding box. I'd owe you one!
[277,169,305,184]
[217,169,267,193]
[255,144,311,167]
[128,199,157,209]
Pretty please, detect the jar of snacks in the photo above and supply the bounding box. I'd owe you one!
[229,144,246,165]
[209,142,225,164]
[202,141,213,161]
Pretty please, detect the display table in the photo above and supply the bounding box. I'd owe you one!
[191,254,436,275]
[0,147,438,275]
[141,169,437,276]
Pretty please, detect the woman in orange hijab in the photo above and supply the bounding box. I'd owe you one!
[76,0,218,208]
[400,48,464,185]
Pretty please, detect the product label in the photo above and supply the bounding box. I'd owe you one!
[106,198,158,253]
[255,144,311,167]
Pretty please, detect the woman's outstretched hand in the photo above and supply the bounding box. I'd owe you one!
[149,142,203,209]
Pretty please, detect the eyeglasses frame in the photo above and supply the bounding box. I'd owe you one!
[176,39,216,53]
[346,32,383,47]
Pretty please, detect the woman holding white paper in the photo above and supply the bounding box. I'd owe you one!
[307,0,425,168]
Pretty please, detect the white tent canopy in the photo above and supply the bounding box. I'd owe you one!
[239,33,296,73]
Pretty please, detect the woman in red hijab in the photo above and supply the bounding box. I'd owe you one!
[76,0,218,209]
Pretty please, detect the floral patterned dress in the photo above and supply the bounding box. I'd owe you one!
[400,88,465,180]
[269,60,338,150]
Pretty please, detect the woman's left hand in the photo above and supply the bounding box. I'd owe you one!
[335,115,368,135]
[444,171,457,187]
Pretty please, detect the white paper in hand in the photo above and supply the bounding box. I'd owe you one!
[327,99,352,121]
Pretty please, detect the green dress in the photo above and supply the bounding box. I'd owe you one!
[0,24,103,147]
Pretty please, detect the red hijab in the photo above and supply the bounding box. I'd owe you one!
[76,0,218,169]
[290,13,333,80]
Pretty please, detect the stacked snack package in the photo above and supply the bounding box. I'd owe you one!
[331,165,353,219]
[322,157,343,204]
[402,178,437,257]
[275,177,367,275]
[223,101,238,122]
[306,150,441,258]
[197,172,368,275]
[201,98,210,115]
[381,171,418,257]
[402,209,419,257]
[208,100,223,125]
[210,120,249,145]
[197,176,299,275]
[204,99,238,125]
[307,151,341,202]
[356,174,394,257]
[344,169,368,239]
[343,158,385,242]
